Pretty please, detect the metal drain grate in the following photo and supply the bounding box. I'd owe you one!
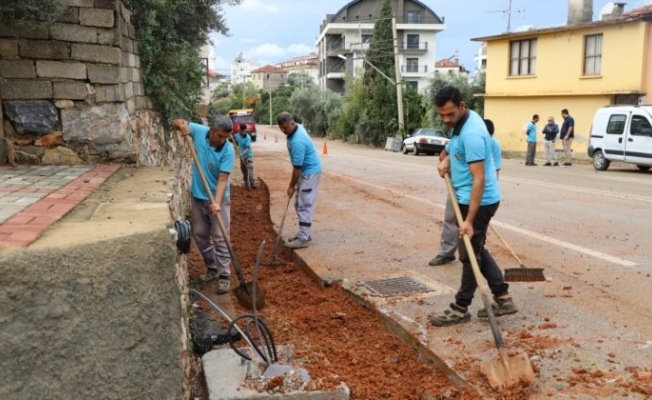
[356,276,434,298]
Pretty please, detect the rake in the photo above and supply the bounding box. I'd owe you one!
[262,195,292,267]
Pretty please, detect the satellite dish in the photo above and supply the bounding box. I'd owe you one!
[599,2,616,20]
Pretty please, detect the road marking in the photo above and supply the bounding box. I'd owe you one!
[502,177,652,204]
[326,171,638,267]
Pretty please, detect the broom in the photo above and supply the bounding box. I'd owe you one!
[489,224,546,282]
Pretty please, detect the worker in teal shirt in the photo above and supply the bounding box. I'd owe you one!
[277,111,322,249]
[525,114,539,166]
[234,123,256,189]
[171,115,235,294]
[430,85,516,327]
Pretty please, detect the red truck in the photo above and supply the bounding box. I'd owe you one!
[228,109,257,141]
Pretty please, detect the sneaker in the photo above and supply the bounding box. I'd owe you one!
[563,162,572,166]
[200,269,219,282]
[428,255,456,266]
[477,297,518,318]
[543,163,552,166]
[430,303,471,327]
[216,277,231,294]
[553,162,559,166]
[287,235,311,243]
[285,238,310,249]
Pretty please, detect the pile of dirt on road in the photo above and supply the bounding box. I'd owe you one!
[186,180,481,399]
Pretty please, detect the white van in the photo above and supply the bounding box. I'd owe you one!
[587,105,652,171]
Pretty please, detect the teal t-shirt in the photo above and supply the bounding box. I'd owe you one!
[188,122,235,200]
[287,124,322,175]
[526,121,537,143]
[444,111,501,206]
[234,133,253,159]
[491,137,502,172]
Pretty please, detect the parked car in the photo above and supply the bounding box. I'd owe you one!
[587,105,652,171]
[402,128,450,155]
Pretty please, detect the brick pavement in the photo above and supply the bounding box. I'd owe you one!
[0,164,121,248]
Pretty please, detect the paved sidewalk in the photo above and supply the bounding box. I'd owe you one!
[0,164,120,248]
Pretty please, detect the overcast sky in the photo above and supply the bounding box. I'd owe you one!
[208,0,652,75]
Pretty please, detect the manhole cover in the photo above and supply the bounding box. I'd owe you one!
[356,276,434,297]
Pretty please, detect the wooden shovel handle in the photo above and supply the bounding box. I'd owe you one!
[183,135,248,286]
[444,173,505,349]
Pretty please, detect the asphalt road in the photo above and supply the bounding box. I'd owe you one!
[253,124,652,397]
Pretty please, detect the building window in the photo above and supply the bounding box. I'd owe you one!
[407,34,419,49]
[406,58,418,73]
[405,11,421,23]
[509,39,536,76]
[584,34,602,76]
[361,34,372,44]
[406,81,418,91]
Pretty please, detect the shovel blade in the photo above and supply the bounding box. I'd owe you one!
[482,351,534,390]
[233,281,266,310]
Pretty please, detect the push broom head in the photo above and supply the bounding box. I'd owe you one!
[504,266,546,282]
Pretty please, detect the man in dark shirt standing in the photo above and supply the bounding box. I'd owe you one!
[542,116,559,166]
[560,109,574,166]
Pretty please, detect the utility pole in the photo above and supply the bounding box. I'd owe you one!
[267,74,272,125]
[392,17,404,137]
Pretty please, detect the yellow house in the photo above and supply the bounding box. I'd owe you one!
[472,4,652,156]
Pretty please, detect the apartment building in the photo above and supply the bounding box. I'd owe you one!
[230,52,261,85]
[277,53,319,86]
[315,0,445,94]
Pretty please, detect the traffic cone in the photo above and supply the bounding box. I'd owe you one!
[322,141,328,156]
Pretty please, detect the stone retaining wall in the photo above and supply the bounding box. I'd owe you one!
[0,0,167,166]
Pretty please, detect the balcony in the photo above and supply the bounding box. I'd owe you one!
[400,41,428,54]
[401,65,429,75]
[397,14,442,24]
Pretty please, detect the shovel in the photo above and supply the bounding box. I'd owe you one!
[488,224,546,282]
[262,195,292,267]
[444,173,534,390]
[184,135,265,310]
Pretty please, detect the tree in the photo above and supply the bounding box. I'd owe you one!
[426,73,485,130]
[122,0,242,123]
[0,0,65,22]
[290,87,343,137]
[360,0,399,146]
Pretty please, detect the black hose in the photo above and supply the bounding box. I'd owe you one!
[227,314,278,363]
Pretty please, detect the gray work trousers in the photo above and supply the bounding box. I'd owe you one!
[295,172,321,241]
[437,196,458,258]
[191,195,231,277]
[240,158,256,188]
[526,142,537,164]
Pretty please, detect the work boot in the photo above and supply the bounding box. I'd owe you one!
[287,235,311,243]
[216,276,231,294]
[285,238,310,249]
[200,268,219,282]
[428,255,456,266]
[477,297,518,318]
[430,303,471,327]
